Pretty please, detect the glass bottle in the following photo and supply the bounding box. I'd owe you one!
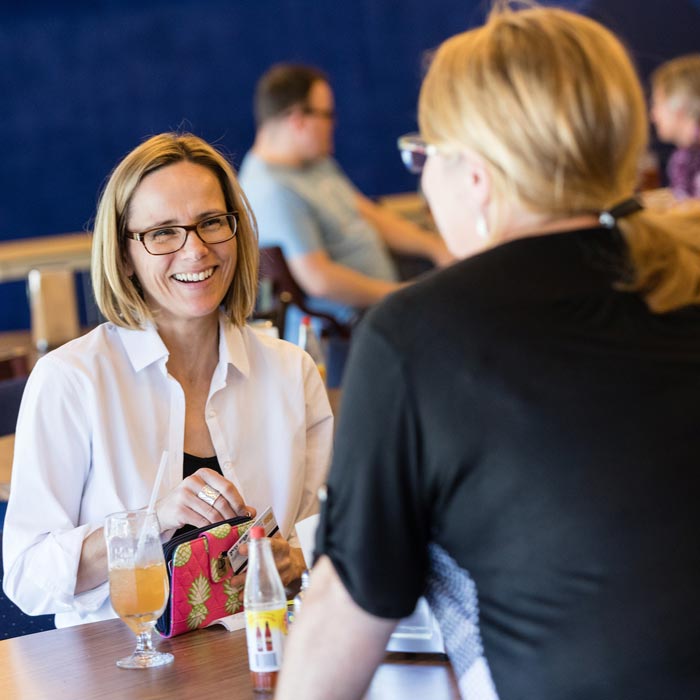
[298,315,327,385]
[292,569,310,623]
[243,527,288,693]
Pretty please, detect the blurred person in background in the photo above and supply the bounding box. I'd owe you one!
[276,3,700,700]
[239,63,453,335]
[650,53,700,200]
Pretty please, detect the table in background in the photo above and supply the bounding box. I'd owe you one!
[0,233,91,284]
[0,618,458,699]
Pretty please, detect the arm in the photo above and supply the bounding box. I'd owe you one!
[74,466,258,595]
[355,193,455,267]
[275,556,397,700]
[2,357,102,615]
[287,249,403,308]
[253,180,403,308]
[228,345,334,589]
[269,351,334,582]
[75,528,108,594]
[277,318,430,696]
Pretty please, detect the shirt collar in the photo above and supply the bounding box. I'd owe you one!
[219,314,250,379]
[115,312,251,378]
[116,321,168,373]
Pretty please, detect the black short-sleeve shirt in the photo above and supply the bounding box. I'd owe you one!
[316,227,700,699]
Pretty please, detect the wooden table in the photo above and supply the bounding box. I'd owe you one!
[0,233,92,283]
[0,618,458,699]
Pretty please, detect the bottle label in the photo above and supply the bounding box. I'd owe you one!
[245,608,288,672]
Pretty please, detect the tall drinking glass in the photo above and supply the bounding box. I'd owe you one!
[104,510,174,668]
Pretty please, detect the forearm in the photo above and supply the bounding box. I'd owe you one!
[356,194,451,265]
[289,253,403,308]
[276,556,397,700]
[75,527,108,594]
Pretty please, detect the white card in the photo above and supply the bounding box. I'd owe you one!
[227,506,279,575]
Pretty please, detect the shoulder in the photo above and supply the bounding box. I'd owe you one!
[36,323,123,371]
[367,244,515,329]
[30,323,144,397]
[240,159,313,216]
[238,324,312,372]
[238,325,328,407]
[367,228,623,357]
[240,152,303,196]
[21,325,116,413]
[361,235,561,352]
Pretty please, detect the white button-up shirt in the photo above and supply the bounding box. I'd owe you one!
[2,315,333,628]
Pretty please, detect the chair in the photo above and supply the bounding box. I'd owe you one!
[27,268,81,352]
[0,376,55,638]
[256,246,351,341]
[0,349,30,382]
[0,377,27,537]
[0,376,28,437]
[0,537,55,639]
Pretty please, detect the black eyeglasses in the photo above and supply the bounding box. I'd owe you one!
[397,133,437,174]
[302,106,336,121]
[125,212,239,255]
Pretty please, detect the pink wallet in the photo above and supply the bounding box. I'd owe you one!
[156,516,253,638]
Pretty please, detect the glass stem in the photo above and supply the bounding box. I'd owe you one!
[135,630,154,655]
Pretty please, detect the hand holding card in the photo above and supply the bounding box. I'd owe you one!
[227,506,279,575]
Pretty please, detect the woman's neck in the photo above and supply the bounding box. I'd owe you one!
[159,315,220,385]
[498,209,601,244]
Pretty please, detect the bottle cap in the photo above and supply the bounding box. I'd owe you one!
[249,526,266,539]
[301,315,311,325]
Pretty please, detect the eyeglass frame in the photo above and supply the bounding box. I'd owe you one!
[124,211,240,256]
[301,105,336,121]
[397,133,438,175]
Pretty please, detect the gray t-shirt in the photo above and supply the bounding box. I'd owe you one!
[239,152,398,324]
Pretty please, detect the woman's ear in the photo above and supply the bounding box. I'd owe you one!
[460,149,491,211]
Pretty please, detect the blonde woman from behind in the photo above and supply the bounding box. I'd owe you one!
[277,4,700,700]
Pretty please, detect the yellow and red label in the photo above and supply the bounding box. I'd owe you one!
[245,608,288,672]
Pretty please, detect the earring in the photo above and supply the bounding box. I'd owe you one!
[476,213,490,240]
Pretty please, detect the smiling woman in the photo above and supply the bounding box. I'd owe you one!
[2,133,333,631]
[124,161,240,334]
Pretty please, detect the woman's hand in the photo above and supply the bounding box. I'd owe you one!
[268,534,306,585]
[156,467,256,532]
[229,535,306,588]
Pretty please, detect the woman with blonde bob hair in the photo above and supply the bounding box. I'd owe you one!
[3,132,333,629]
[92,132,260,329]
[278,4,700,700]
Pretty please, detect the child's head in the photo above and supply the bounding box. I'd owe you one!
[650,54,700,148]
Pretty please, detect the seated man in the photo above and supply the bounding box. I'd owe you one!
[238,63,453,331]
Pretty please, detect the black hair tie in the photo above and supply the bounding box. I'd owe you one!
[599,197,643,228]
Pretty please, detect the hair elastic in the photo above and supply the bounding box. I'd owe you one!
[598,197,643,228]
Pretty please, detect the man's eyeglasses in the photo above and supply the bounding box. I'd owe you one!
[125,212,239,255]
[302,106,336,121]
[397,133,437,174]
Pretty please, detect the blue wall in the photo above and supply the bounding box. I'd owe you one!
[1,0,698,330]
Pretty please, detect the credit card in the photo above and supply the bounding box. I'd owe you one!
[227,506,279,575]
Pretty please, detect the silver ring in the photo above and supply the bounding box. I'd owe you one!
[197,484,219,507]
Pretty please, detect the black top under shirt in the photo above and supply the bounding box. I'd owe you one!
[182,452,222,479]
[316,227,700,699]
[172,453,223,540]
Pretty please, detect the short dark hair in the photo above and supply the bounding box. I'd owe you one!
[254,63,328,126]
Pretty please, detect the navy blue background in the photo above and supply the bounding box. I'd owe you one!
[1,0,698,330]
